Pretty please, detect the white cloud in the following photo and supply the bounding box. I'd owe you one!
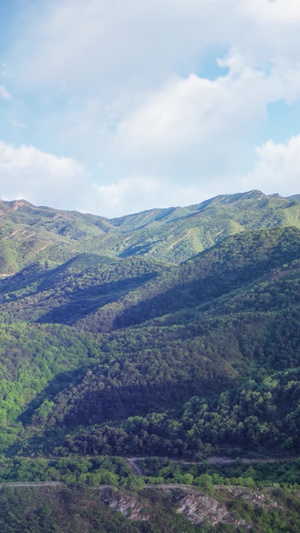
[2,0,300,216]
[78,134,300,217]
[115,51,300,163]
[0,86,11,100]
[9,0,300,92]
[7,1,300,157]
[0,141,87,209]
[240,0,300,24]
[83,175,163,217]
[81,173,233,218]
[1,135,299,219]
[8,0,229,90]
[241,135,300,196]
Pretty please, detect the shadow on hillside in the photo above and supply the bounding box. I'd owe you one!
[0,256,84,293]
[0,254,119,306]
[110,250,300,331]
[109,273,263,331]
[119,241,153,258]
[38,227,300,332]
[37,273,157,325]
[38,256,284,333]
[18,367,87,425]
[44,378,205,427]
[18,365,232,430]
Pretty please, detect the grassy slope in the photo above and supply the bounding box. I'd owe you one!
[1,190,300,274]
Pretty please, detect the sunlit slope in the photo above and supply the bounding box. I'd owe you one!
[1,190,300,273]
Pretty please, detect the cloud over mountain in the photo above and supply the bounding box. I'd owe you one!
[1,0,300,215]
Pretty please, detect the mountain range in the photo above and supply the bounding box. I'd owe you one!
[1,189,300,273]
[0,190,299,531]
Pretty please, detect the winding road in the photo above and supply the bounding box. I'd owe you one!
[0,455,297,488]
[124,455,299,476]
[0,481,63,489]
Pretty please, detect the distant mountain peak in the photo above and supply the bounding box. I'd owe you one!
[11,199,34,210]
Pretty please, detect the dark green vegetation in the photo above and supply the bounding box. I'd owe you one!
[0,485,203,533]
[0,454,299,490]
[140,457,300,488]
[0,456,133,486]
[0,190,300,530]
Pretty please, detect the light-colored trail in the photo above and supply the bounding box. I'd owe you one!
[124,455,299,476]
[0,481,63,488]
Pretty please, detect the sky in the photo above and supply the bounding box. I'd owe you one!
[0,0,300,218]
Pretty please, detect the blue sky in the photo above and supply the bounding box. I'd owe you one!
[0,0,300,217]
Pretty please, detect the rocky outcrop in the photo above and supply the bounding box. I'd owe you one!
[224,486,282,510]
[97,483,287,528]
[98,486,152,521]
[98,485,248,527]
[174,490,246,527]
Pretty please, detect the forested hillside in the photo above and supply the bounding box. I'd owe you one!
[0,191,299,531]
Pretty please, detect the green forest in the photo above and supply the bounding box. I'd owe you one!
[0,191,299,531]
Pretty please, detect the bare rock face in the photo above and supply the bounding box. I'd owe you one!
[98,485,248,528]
[11,200,33,210]
[97,484,287,528]
[175,492,233,525]
[173,490,248,528]
[98,487,152,521]
[224,486,282,510]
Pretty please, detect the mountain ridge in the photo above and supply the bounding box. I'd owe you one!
[1,189,300,274]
